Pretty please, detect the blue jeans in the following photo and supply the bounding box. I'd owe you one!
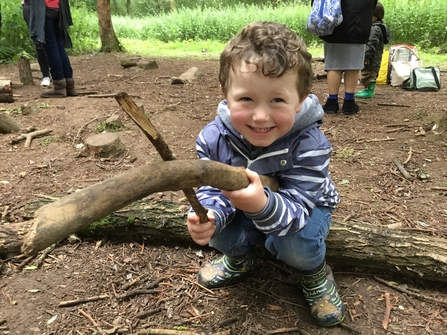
[209,206,332,272]
[43,9,73,80]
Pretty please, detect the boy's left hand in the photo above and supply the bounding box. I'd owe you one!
[222,169,268,213]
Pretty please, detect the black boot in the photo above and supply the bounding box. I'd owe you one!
[40,79,67,98]
[322,98,339,114]
[342,99,360,115]
[299,261,345,326]
[198,251,257,288]
[65,78,78,97]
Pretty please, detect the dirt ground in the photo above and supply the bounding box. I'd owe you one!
[1,53,447,335]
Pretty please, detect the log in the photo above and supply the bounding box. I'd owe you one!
[0,79,14,103]
[0,113,23,133]
[171,67,199,85]
[4,193,447,284]
[18,56,34,85]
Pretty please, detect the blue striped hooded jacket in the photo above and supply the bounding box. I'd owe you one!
[193,94,340,236]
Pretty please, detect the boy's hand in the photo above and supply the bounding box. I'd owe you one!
[186,210,216,245]
[222,169,268,213]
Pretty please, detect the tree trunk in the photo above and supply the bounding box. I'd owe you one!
[18,56,34,85]
[0,79,14,103]
[97,0,123,52]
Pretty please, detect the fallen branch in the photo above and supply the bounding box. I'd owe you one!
[365,137,396,143]
[403,146,413,165]
[10,129,53,148]
[59,294,109,307]
[135,307,163,319]
[88,93,141,99]
[374,276,447,307]
[137,329,199,335]
[116,289,156,300]
[430,187,447,191]
[377,103,411,108]
[382,292,391,330]
[393,159,413,180]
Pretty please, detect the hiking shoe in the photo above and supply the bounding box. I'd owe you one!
[41,77,51,87]
[322,98,339,114]
[342,100,360,115]
[300,263,345,327]
[198,252,257,288]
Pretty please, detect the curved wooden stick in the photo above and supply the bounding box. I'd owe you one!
[19,159,278,256]
[115,91,209,222]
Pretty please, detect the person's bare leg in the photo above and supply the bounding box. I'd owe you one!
[327,70,343,95]
[322,70,343,114]
[343,70,360,94]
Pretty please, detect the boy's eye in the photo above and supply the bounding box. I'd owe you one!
[240,97,253,102]
[272,98,284,103]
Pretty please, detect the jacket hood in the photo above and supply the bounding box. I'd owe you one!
[217,94,324,141]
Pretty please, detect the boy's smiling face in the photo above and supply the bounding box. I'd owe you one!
[226,62,306,147]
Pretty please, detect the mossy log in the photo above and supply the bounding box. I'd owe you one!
[1,160,447,283]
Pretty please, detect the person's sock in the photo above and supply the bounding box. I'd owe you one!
[328,94,338,100]
[344,92,354,100]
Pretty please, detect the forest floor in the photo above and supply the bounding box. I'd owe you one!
[1,53,447,335]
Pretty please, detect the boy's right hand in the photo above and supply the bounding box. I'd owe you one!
[186,210,216,246]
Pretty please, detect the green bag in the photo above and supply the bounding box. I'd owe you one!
[402,67,441,91]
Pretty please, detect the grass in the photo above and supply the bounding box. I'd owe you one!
[120,39,447,68]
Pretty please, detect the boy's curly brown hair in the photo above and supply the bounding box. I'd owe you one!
[218,21,313,100]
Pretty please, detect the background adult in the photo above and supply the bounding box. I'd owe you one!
[22,0,51,87]
[319,0,378,115]
[29,0,77,98]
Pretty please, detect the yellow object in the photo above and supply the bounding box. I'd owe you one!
[377,50,389,84]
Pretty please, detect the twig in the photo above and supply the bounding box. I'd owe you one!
[78,308,98,327]
[116,289,156,300]
[393,159,413,180]
[374,276,447,307]
[382,292,391,330]
[59,294,109,307]
[430,187,447,191]
[180,276,215,295]
[89,93,141,98]
[10,129,53,148]
[72,116,101,146]
[377,103,411,107]
[267,327,309,334]
[385,127,406,133]
[137,329,199,335]
[135,307,163,319]
[403,146,412,165]
[365,137,396,143]
[34,243,56,268]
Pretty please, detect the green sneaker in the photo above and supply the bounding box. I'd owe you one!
[198,252,257,288]
[300,262,345,327]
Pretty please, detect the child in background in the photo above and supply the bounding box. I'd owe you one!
[186,21,344,327]
[356,2,391,98]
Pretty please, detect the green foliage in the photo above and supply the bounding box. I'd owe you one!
[380,0,447,51]
[1,0,447,64]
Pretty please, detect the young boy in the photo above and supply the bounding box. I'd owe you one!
[356,2,391,98]
[186,21,343,327]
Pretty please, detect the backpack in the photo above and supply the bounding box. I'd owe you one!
[402,67,442,92]
[306,0,343,36]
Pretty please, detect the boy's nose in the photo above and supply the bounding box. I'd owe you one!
[252,106,269,122]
